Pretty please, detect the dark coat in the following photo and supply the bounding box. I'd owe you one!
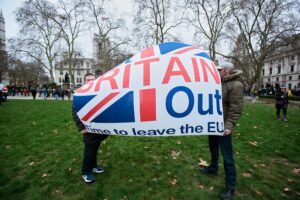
[72,106,108,144]
[275,90,289,108]
[221,70,244,131]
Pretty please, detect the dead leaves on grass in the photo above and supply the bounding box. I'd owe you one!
[255,190,263,196]
[248,141,258,146]
[171,150,180,160]
[242,172,252,178]
[197,184,214,192]
[198,184,204,189]
[254,163,266,168]
[170,178,178,186]
[198,158,209,167]
[291,168,300,174]
[42,173,48,178]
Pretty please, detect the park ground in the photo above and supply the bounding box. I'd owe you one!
[0,100,300,200]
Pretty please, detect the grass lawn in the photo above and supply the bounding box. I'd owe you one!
[0,100,299,200]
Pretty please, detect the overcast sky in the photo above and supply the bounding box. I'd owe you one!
[0,0,222,58]
[0,0,137,57]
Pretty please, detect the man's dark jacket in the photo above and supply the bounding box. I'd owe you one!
[72,107,108,143]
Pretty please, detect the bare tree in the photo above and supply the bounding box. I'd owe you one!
[7,56,46,87]
[86,0,130,74]
[221,0,300,87]
[186,0,232,61]
[133,0,183,47]
[13,0,61,82]
[49,0,87,88]
[0,49,8,82]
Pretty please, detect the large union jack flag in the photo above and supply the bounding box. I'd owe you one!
[73,42,210,123]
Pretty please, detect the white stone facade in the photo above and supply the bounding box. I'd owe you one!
[54,57,94,88]
[262,35,300,90]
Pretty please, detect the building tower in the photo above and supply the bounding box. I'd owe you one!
[0,9,8,84]
[0,10,5,52]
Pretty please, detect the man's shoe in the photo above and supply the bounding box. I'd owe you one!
[220,187,235,200]
[92,166,104,173]
[199,166,218,175]
[82,173,95,183]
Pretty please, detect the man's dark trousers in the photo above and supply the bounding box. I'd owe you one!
[208,135,236,188]
[82,135,108,174]
[82,141,101,174]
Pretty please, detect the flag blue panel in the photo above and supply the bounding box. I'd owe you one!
[92,91,135,123]
[73,95,96,112]
[125,58,132,63]
[194,52,211,59]
[159,42,190,54]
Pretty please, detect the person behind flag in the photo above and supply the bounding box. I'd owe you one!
[199,61,244,200]
[72,73,109,183]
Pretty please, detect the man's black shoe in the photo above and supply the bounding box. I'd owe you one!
[199,166,218,175]
[220,187,235,200]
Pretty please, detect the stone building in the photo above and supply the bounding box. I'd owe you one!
[54,53,93,88]
[262,34,300,90]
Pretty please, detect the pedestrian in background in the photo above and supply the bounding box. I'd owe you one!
[31,87,37,100]
[275,86,289,121]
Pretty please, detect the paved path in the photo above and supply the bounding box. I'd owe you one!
[5,95,73,101]
[244,96,300,107]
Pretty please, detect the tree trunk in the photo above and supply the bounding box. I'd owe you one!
[49,68,54,83]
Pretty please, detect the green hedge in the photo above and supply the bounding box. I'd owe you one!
[259,95,300,101]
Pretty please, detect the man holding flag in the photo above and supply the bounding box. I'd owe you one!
[200,62,244,200]
[72,73,108,183]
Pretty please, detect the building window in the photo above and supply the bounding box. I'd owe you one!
[77,70,81,76]
[87,69,90,74]
[262,69,265,76]
[60,70,63,75]
[291,55,295,60]
[288,83,292,90]
[291,65,294,73]
[59,77,62,83]
[276,77,279,82]
[277,66,281,74]
[268,78,271,82]
[76,78,82,83]
[269,68,272,75]
[289,76,292,81]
